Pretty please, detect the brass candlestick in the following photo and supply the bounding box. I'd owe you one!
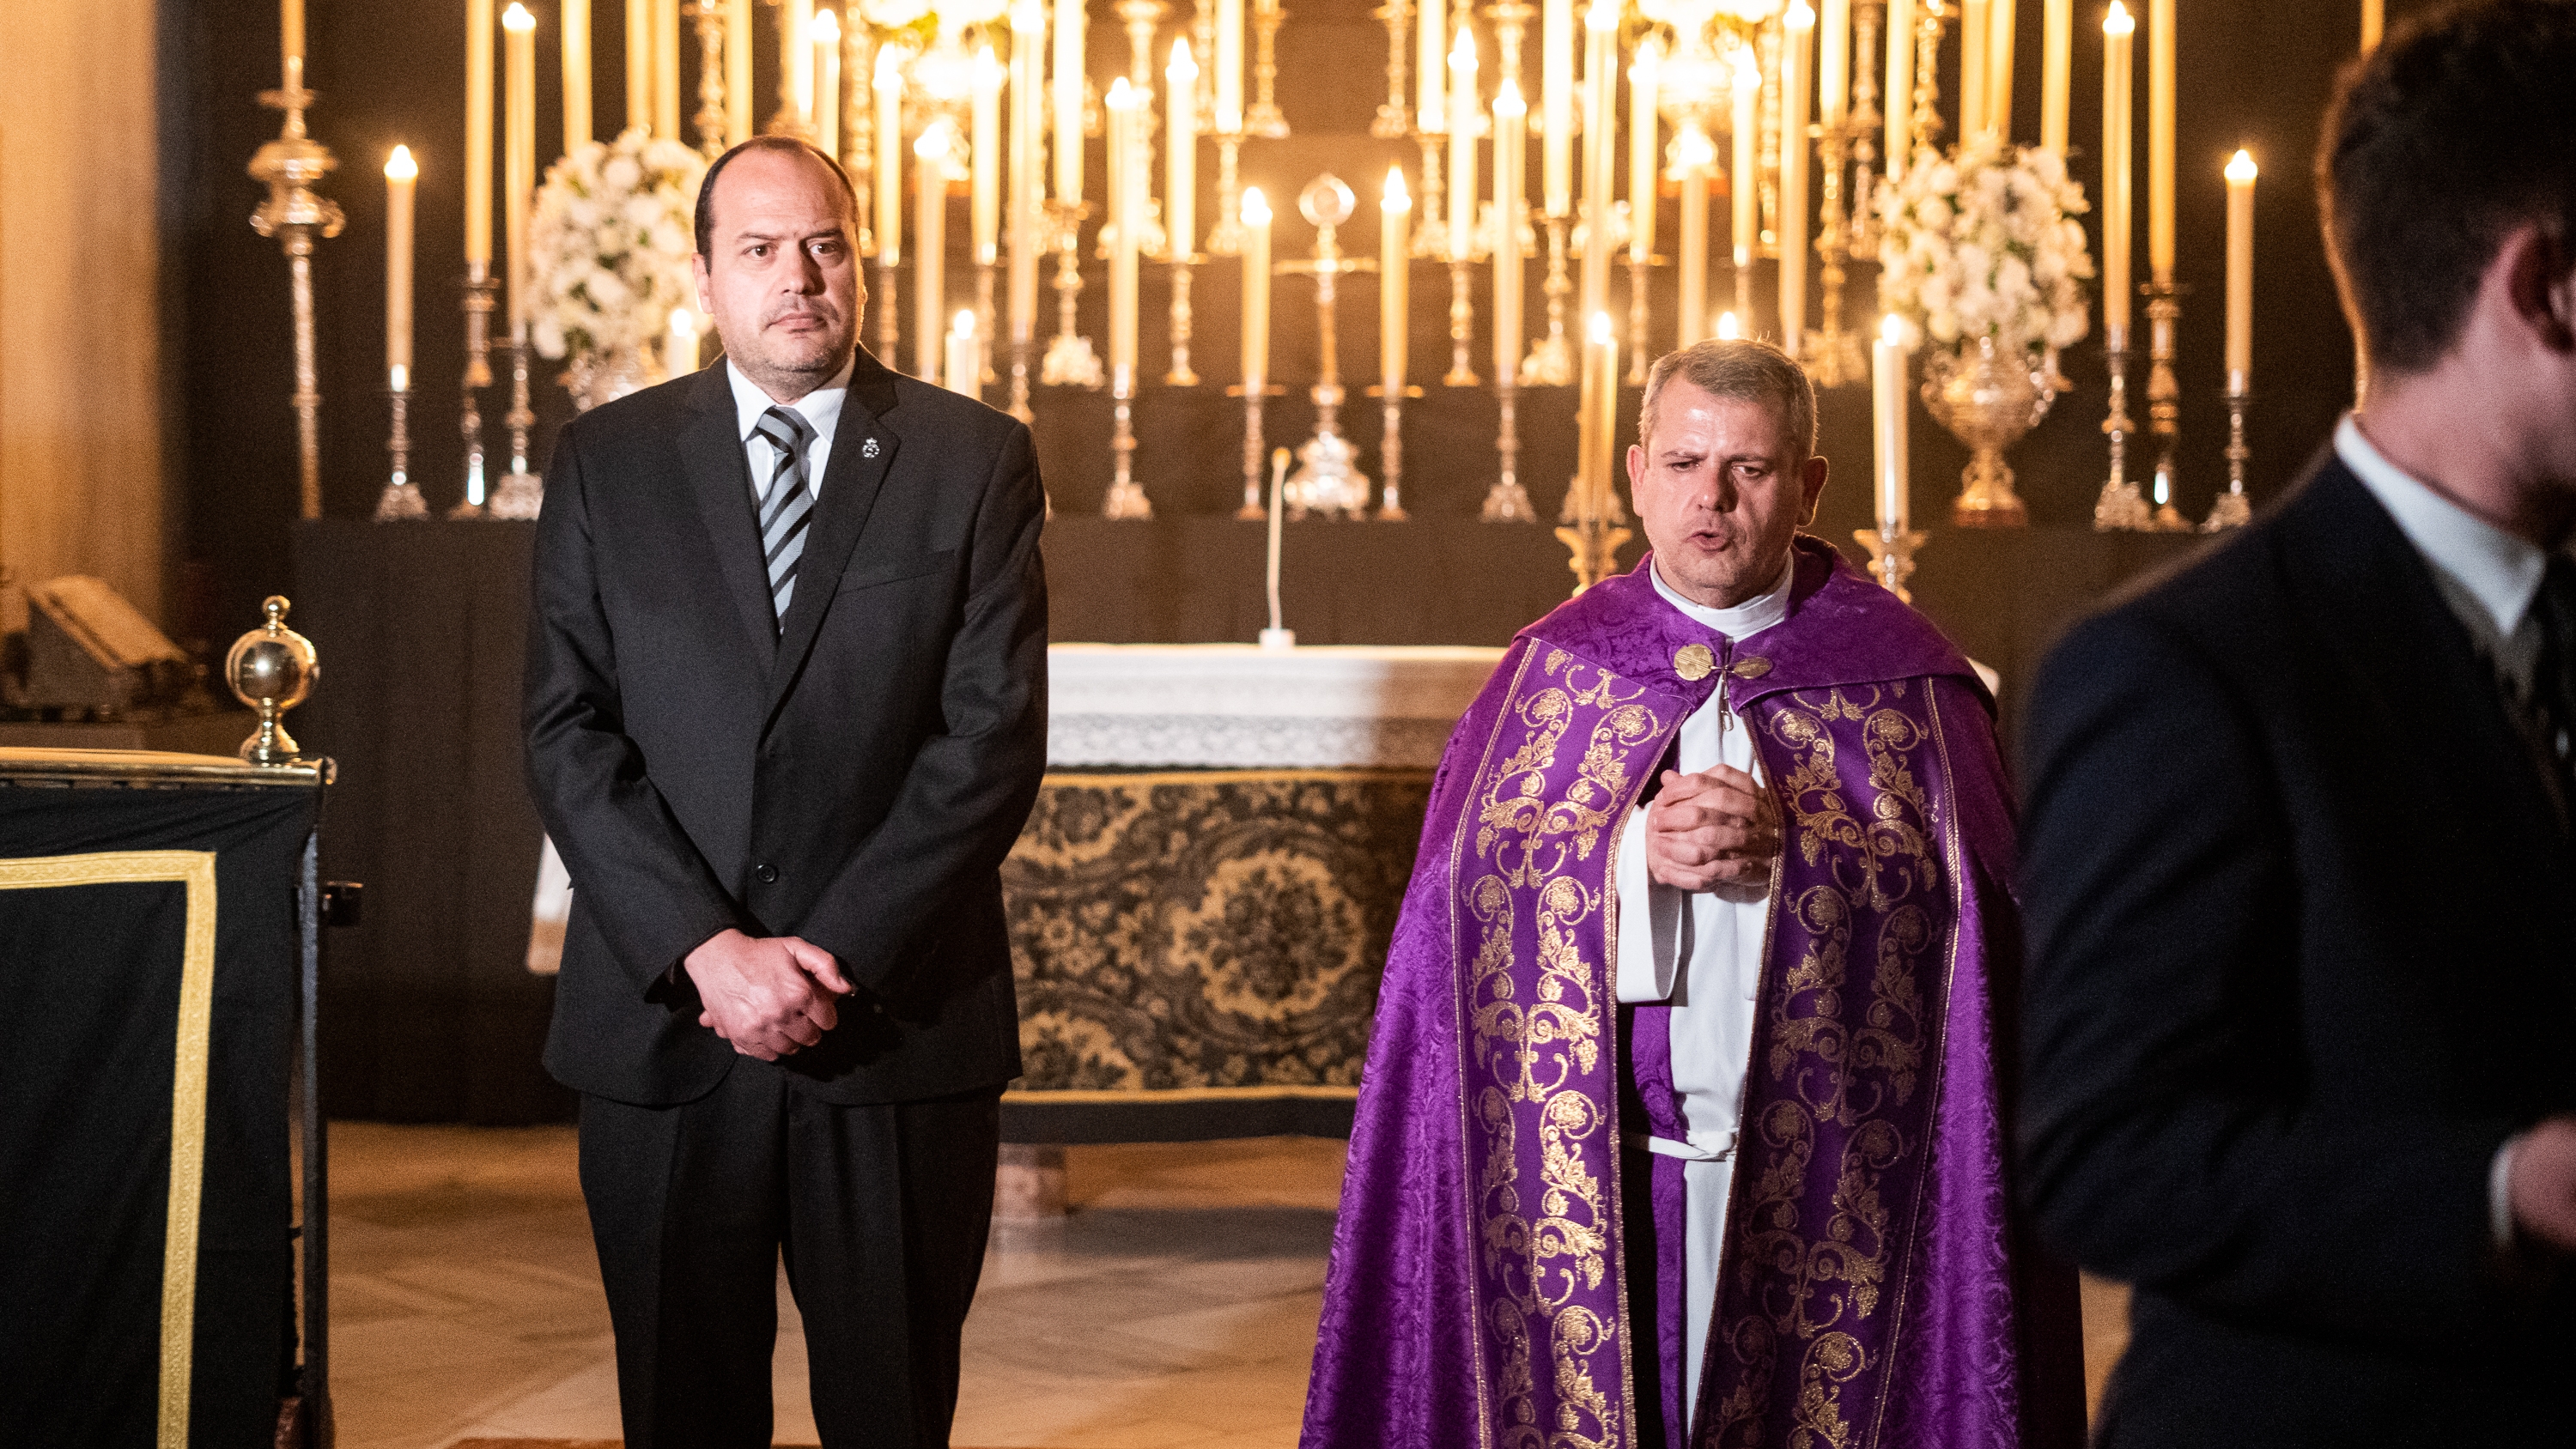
[1483,377,1535,519]
[877,256,901,373]
[1525,216,1575,384]
[1846,1,1885,256]
[2145,276,2188,529]
[1804,116,1867,387]
[455,266,495,517]
[2093,329,2150,529]
[1120,0,1168,87]
[1371,384,1419,518]
[1247,0,1290,136]
[226,597,319,766]
[1280,175,1375,518]
[1410,136,1451,258]
[2203,373,2252,531]
[1374,0,1413,138]
[489,330,545,518]
[1166,258,1200,384]
[1757,17,1782,256]
[374,381,427,520]
[1852,524,1925,602]
[249,58,344,521]
[690,0,728,156]
[1625,252,1653,385]
[1910,0,1948,162]
[1206,132,1248,254]
[1104,372,1152,518]
[1445,261,1480,386]
[1042,200,1106,386]
[1236,385,1272,518]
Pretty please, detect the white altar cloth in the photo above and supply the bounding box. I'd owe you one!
[1045,644,1507,769]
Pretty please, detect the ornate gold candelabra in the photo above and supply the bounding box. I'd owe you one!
[1234,382,1282,517]
[1445,258,1481,386]
[1041,200,1105,385]
[1207,132,1249,253]
[375,378,427,520]
[1247,0,1290,136]
[2203,374,2251,530]
[1485,378,1534,519]
[1626,252,1652,384]
[1279,175,1375,518]
[456,267,495,517]
[489,332,545,518]
[1372,381,1420,518]
[1526,217,1575,383]
[1853,524,1925,601]
[1757,17,1782,257]
[1804,115,1868,387]
[1103,375,1152,517]
[1410,136,1450,258]
[249,58,344,521]
[690,0,728,155]
[2144,277,2189,529]
[2093,328,2150,529]
[1846,0,1884,255]
[1166,258,1200,384]
[1375,0,1413,137]
[1911,0,1948,160]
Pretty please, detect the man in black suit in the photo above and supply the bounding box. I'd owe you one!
[2018,3,2576,1443]
[524,134,1046,1447]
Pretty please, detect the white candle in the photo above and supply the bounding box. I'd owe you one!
[946,308,981,391]
[1418,0,1446,130]
[283,0,304,82]
[1577,0,1614,329]
[1492,81,1527,382]
[2102,1,2132,337]
[1242,186,1272,387]
[625,0,648,131]
[1960,0,1986,137]
[877,48,904,264]
[1218,0,1245,130]
[1449,26,1479,263]
[1820,0,1850,124]
[1987,0,2014,140]
[386,147,416,384]
[505,4,536,330]
[1383,167,1411,391]
[1166,40,1198,256]
[2225,148,2256,381]
[2362,0,2383,50]
[1629,40,1658,264]
[2148,0,2173,276]
[1541,0,1573,216]
[1873,313,1909,534]
[1012,0,1045,352]
[467,0,494,265]
[563,0,592,152]
[1055,0,1085,201]
[666,306,699,377]
[1780,3,1813,357]
[814,10,842,159]
[655,0,681,137]
[975,44,1004,264]
[2040,0,2070,153]
[1731,50,1758,277]
[917,124,951,378]
[787,0,815,130]
[1106,81,1140,379]
[1676,125,1709,346]
[727,0,753,143]
[1884,0,1911,181]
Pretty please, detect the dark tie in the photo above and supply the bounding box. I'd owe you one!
[2529,555,2576,798]
[751,406,817,629]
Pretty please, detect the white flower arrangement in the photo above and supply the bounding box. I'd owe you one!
[858,0,1005,45]
[1874,132,2094,360]
[528,127,707,381]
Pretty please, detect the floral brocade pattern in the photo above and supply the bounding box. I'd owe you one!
[1001,772,1430,1091]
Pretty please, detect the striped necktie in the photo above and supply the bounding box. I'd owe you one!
[751,405,817,630]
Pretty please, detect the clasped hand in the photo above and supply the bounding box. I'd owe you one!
[1643,765,1782,893]
[683,927,854,1061]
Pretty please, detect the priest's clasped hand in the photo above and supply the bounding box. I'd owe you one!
[683,927,855,1061]
[1643,765,1782,892]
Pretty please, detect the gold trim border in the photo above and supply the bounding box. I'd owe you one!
[1001,1083,1360,1105]
[1037,767,1434,787]
[0,849,220,1449]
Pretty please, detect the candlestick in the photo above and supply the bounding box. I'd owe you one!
[489,336,545,519]
[1780,3,1814,360]
[1281,174,1375,518]
[1009,0,1045,415]
[727,0,754,143]
[1884,0,1911,181]
[2148,0,2172,277]
[1376,0,1414,136]
[2224,147,2255,378]
[1042,202,1105,385]
[2093,329,2148,529]
[1261,446,1294,647]
[1846,0,1884,257]
[1412,135,1451,258]
[2145,276,2185,526]
[1248,0,1290,136]
[2204,375,2251,530]
[1806,116,1866,386]
[373,147,426,520]
[1732,46,1759,324]
[1677,126,1710,348]
[688,0,726,155]
[1907,0,1947,160]
[1757,18,1783,258]
[1558,312,1631,591]
[1857,320,1923,597]
[916,124,951,379]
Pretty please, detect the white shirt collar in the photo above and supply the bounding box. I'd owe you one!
[2336,414,2545,637]
[1649,549,1795,640]
[726,355,855,452]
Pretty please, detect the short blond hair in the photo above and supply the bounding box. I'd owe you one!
[1637,338,1818,459]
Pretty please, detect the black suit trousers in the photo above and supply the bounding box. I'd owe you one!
[578,1064,1001,1449]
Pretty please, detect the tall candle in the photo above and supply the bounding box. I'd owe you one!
[1419,0,1447,130]
[1218,0,1245,130]
[666,305,699,376]
[917,124,951,378]
[1731,50,1758,277]
[386,147,417,384]
[727,0,754,143]
[1780,3,1813,358]
[283,0,304,81]
[1012,0,1045,349]
[2224,148,2256,380]
[626,0,649,130]
[946,308,980,391]
[1166,40,1197,256]
[1492,82,1526,382]
[1055,0,1085,201]
[2102,1,2132,336]
[788,0,816,130]
[2361,0,2383,51]
[468,0,495,265]
[563,0,592,152]
[1872,313,1909,534]
[1242,187,1273,387]
[2039,0,2069,152]
[1987,0,2014,140]
[1577,310,1617,512]
[815,11,843,159]
[1577,0,1615,324]
[1820,0,1850,124]
[975,45,1004,265]
[877,49,904,264]
[1382,167,1411,391]
[1884,0,1911,181]
[1449,27,1479,262]
[655,0,682,138]
[505,5,537,331]
[1629,40,1658,264]
[2148,0,2173,276]
[1960,0,1986,137]
[1541,0,1574,216]
[1676,125,1710,345]
[1106,81,1140,378]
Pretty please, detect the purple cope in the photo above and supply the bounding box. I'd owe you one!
[1300,539,2086,1449]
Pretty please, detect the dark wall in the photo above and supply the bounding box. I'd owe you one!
[172,0,2439,634]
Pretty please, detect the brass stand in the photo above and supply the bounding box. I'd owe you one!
[1625,254,1653,385]
[690,0,727,156]
[2093,330,2151,530]
[1910,0,1948,160]
[1374,0,1413,138]
[489,332,545,518]
[977,262,999,384]
[1281,178,1374,518]
[248,59,344,521]
[2145,277,2189,530]
[1372,387,1417,518]
[374,384,428,520]
[1236,386,1271,518]
[1247,0,1289,136]
[1103,373,1152,518]
[1165,258,1200,385]
[1120,0,1169,87]
[1804,117,1867,388]
[1445,260,1480,386]
[1042,201,1105,386]
[1852,524,1925,601]
[1410,136,1449,259]
[1525,217,1575,384]
[2203,373,2252,531]
[1847,0,1885,255]
[1206,132,1248,254]
[454,267,497,517]
[1483,378,1535,519]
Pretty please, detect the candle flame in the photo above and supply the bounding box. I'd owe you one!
[1168,37,1197,78]
[1785,1,1815,30]
[953,308,977,336]
[1496,77,1527,114]
[386,144,417,180]
[1587,0,1618,31]
[1734,49,1763,93]
[2105,0,2134,35]
[1105,76,1135,108]
[876,45,905,83]
[1632,39,1662,79]
[916,122,951,158]
[976,43,1003,82]
[1881,313,1904,346]
[2226,148,2257,183]
[501,3,535,31]
[1242,187,1273,225]
[391,363,410,391]
[1716,310,1742,339]
[1384,166,1412,209]
[1589,311,1614,344]
[811,9,841,41]
[1675,127,1715,169]
[1451,25,1477,70]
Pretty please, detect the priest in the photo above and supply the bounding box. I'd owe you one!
[1301,339,2084,1449]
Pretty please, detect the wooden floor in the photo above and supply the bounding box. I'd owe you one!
[321,1125,2129,1448]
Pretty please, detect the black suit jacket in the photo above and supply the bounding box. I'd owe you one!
[2018,452,2576,1445]
[524,349,1047,1108]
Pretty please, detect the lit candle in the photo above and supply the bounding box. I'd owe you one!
[1055,0,1085,201]
[1383,167,1411,393]
[283,0,304,83]
[727,0,754,143]
[877,48,904,265]
[467,0,494,266]
[1884,0,1912,181]
[917,124,951,379]
[2102,1,2132,336]
[2361,0,2383,51]
[1676,125,1710,346]
[1492,80,1527,382]
[1166,40,1197,256]
[563,0,592,151]
[1987,0,2014,140]
[814,11,842,159]
[1218,0,1245,130]
[946,308,981,392]
[1873,313,1909,534]
[1242,186,1273,387]
[1780,3,1814,357]
[1820,0,1850,125]
[2148,0,2173,277]
[1716,309,1741,339]
[1960,0,1986,137]
[1106,81,1140,379]
[1732,49,1758,282]
[787,0,816,130]
[505,3,537,331]
[625,0,648,130]
[975,44,1004,264]
[2040,0,2069,153]
[1012,0,1045,352]
[1629,40,1659,266]
[1449,27,1479,261]
[2225,148,2256,382]
[386,147,417,386]
[1577,310,1618,511]
[1419,0,1446,130]
[1541,0,1573,217]
[1577,0,1615,328]
[666,306,699,377]
[655,0,682,137]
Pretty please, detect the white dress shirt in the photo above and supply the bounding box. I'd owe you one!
[2338,414,2544,1252]
[727,355,855,506]
[1610,551,1794,1420]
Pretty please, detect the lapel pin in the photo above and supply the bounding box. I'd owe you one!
[861,436,880,458]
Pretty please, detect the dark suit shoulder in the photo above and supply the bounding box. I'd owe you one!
[882,370,1027,456]
[556,367,704,451]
